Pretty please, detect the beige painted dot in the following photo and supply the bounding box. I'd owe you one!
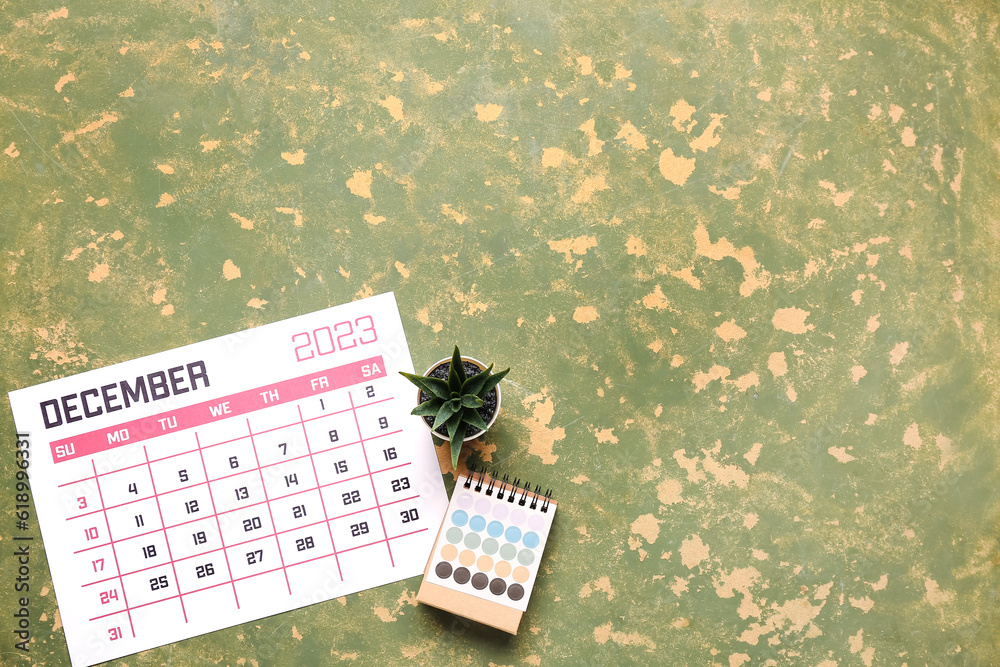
[459,550,476,567]
[494,561,511,578]
[441,544,457,561]
[513,566,530,583]
[477,555,494,572]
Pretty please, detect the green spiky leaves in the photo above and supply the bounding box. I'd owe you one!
[400,346,509,468]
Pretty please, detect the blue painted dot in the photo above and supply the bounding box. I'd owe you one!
[522,531,540,549]
[469,515,487,532]
[451,510,468,527]
[505,526,522,543]
[487,521,504,538]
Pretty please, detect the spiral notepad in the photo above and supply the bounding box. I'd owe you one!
[417,468,556,634]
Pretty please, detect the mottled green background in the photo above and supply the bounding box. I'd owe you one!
[2,1,998,665]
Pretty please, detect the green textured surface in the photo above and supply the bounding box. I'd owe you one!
[2,1,999,665]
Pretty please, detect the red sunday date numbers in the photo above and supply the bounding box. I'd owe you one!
[292,315,378,362]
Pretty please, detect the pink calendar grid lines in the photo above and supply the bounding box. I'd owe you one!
[67,386,426,630]
[67,450,409,557]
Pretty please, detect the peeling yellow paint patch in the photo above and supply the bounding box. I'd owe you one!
[680,534,710,569]
[62,112,119,143]
[594,427,618,444]
[889,341,909,365]
[247,298,267,309]
[571,174,609,203]
[669,99,697,132]
[615,121,648,150]
[631,514,661,544]
[4,142,19,158]
[88,263,110,283]
[415,308,443,333]
[521,390,564,464]
[223,259,241,280]
[379,95,404,121]
[119,86,134,98]
[157,164,174,174]
[658,148,696,186]
[593,622,656,651]
[347,170,373,198]
[904,423,922,450]
[641,285,670,311]
[657,478,682,504]
[733,372,759,392]
[475,103,503,122]
[693,365,730,393]
[851,365,867,382]
[364,213,386,226]
[715,319,746,342]
[573,306,600,323]
[924,577,954,605]
[625,236,647,256]
[281,149,307,165]
[901,126,917,147]
[744,442,762,465]
[373,607,396,622]
[579,118,605,155]
[156,193,175,207]
[542,147,570,168]
[152,289,167,305]
[46,6,69,20]
[829,446,856,463]
[441,203,467,225]
[275,206,303,226]
[935,434,955,470]
[671,267,701,289]
[230,213,254,229]
[55,72,76,92]
[693,224,770,296]
[772,307,814,334]
[200,140,220,152]
[570,474,590,485]
[768,351,788,377]
[689,114,725,152]
[394,261,409,278]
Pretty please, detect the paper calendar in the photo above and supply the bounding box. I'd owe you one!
[8,292,448,667]
[417,469,556,634]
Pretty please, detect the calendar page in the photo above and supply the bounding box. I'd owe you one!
[8,292,448,667]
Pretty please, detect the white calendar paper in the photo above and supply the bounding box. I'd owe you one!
[8,292,448,667]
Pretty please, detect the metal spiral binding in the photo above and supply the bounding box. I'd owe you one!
[463,466,553,512]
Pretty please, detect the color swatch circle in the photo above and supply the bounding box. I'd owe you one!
[489,578,507,595]
[475,498,492,514]
[510,509,527,526]
[471,572,489,590]
[522,531,540,549]
[481,538,499,555]
[504,526,522,543]
[451,510,468,526]
[507,584,525,601]
[456,493,474,509]
[435,561,452,578]
[528,514,545,531]
[469,515,486,532]
[441,544,457,561]
[446,527,463,544]
[492,503,508,520]
[464,533,481,549]
[454,567,470,584]
[459,550,476,566]
[499,543,517,560]
[513,566,530,583]
[477,555,493,572]
[517,549,535,566]
[487,521,504,538]
[494,561,511,578]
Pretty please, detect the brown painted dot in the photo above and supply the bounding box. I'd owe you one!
[453,567,470,584]
[507,583,525,601]
[471,572,489,590]
[489,578,507,596]
[435,561,452,579]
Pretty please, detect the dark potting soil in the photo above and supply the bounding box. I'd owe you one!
[419,360,498,438]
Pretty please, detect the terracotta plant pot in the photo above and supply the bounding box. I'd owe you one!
[417,355,502,442]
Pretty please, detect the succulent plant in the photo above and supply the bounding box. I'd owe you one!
[400,346,509,467]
